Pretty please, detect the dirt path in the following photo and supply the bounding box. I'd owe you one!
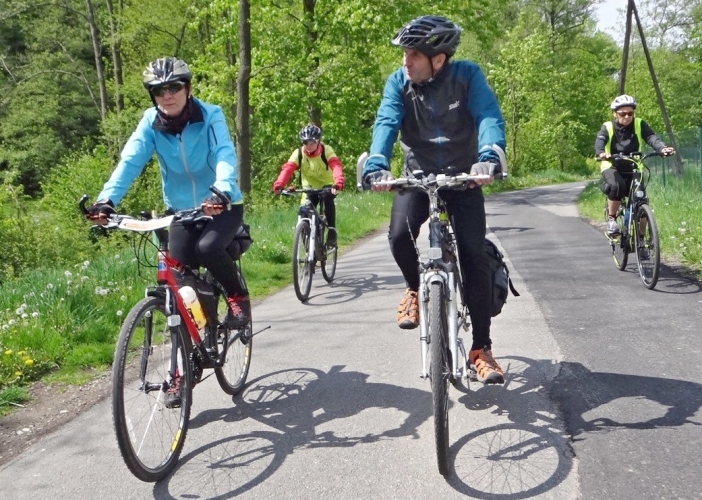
[0,370,111,466]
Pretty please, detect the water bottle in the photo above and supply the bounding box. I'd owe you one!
[624,208,630,227]
[178,286,207,340]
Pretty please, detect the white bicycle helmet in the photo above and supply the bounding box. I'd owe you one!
[610,94,637,111]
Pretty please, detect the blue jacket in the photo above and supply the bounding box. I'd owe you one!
[364,60,505,177]
[98,98,242,211]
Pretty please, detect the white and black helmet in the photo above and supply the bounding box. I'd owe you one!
[391,16,461,57]
[299,124,322,142]
[142,57,192,90]
[610,94,637,111]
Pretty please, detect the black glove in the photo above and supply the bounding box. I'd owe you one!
[202,191,231,210]
[470,161,502,179]
[86,199,115,220]
[363,169,394,188]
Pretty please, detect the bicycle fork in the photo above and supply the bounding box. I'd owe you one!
[298,215,317,264]
[419,270,467,381]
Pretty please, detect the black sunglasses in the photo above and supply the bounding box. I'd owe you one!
[302,139,319,145]
[616,111,634,117]
[151,81,186,97]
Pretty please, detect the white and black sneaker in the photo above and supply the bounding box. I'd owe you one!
[607,217,619,235]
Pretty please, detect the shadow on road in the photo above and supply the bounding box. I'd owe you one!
[551,360,702,438]
[154,365,432,499]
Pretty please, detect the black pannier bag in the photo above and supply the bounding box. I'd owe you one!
[485,238,519,317]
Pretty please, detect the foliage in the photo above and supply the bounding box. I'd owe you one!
[0,171,43,283]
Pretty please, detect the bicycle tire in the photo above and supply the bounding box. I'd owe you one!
[112,296,192,482]
[609,209,628,270]
[429,282,451,477]
[320,225,337,283]
[634,203,660,289]
[292,221,313,302]
[215,318,253,395]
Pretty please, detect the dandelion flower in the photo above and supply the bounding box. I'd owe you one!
[31,312,39,318]
[47,283,54,290]
[120,295,127,301]
[4,350,12,355]
[24,359,34,366]
[21,313,28,320]
[64,270,72,278]
[8,319,16,326]
[14,371,22,377]
[117,310,123,317]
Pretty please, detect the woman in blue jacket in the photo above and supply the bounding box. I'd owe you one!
[87,57,250,326]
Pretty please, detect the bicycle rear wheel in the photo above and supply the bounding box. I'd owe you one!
[429,282,451,477]
[112,296,192,482]
[215,318,252,395]
[320,226,337,283]
[292,221,313,302]
[634,203,660,289]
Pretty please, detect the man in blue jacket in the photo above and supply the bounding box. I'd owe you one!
[87,57,250,327]
[362,16,506,384]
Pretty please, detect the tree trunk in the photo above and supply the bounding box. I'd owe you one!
[302,0,321,126]
[236,0,252,193]
[105,0,124,112]
[85,0,108,119]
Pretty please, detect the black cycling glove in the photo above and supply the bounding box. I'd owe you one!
[86,199,115,220]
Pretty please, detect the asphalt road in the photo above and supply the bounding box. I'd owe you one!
[1,181,701,499]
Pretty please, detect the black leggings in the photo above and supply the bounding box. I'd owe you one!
[388,188,492,349]
[307,192,336,228]
[601,168,637,201]
[169,204,247,297]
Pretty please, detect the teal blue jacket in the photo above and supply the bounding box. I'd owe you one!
[98,98,242,211]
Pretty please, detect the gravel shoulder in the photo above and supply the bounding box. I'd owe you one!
[0,370,111,466]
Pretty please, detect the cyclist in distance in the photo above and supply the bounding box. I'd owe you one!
[595,94,675,235]
[86,57,251,327]
[362,15,507,384]
[272,124,345,247]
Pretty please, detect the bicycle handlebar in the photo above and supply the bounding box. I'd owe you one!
[596,151,666,163]
[371,172,490,190]
[279,186,335,197]
[79,184,230,230]
[78,197,213,232]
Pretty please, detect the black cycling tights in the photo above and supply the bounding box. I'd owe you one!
[307,192,336,229]
[388,188,492,349]
[169,204,247,297]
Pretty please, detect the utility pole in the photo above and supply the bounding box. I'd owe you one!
[620,0,683,173]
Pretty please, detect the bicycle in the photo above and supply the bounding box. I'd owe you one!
[601,151,663,289]
[358,150,507,476]
[79,191,256,482]
[280,186,338,302]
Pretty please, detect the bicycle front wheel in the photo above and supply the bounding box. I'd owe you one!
[112,296,192,482]
[610,209,628,270]
[634,203,660,289]
[215,318,253,395]
[429,282,451,477]
[292,221,313,302]
[321,226,337,283]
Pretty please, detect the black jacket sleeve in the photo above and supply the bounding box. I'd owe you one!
[641,120,666,151]
[594,123,609,156]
